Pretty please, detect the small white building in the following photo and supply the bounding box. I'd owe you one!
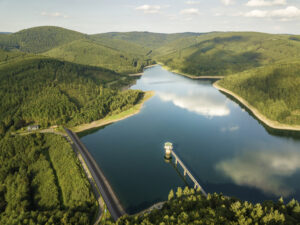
[27,125,40,131]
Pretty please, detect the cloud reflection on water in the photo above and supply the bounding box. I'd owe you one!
[157,90,230,117]
[216,150,300,197]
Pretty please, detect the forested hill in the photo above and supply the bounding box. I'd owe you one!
[0,26,86,53]
[43,38,153,74]
[0,53,143,136]
[217,62,300,126]
[3,26,300,76]
[154,32,300,77]
[0,26,156,74]
[92,31,201,49]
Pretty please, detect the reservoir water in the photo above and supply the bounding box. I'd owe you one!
[80,65,300,214]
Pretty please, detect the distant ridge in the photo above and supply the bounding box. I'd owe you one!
[3,26,86,53]
[1,25,300,76]
[92,31,203,49]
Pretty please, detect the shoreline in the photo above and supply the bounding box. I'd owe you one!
[213,82,300,132]
[158,62,224,79]
[71,91,155,133]
[128,64,158,77]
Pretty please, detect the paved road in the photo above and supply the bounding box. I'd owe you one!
[65,128,125,222]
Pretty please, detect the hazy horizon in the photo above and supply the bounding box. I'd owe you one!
[1,0,300,35]
[0,25,298,36]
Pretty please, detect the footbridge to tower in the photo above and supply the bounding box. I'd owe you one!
[164,142,207,197]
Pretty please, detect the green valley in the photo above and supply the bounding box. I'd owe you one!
[1,24,300,225]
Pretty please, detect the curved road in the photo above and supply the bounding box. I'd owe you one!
[65,128,125,221]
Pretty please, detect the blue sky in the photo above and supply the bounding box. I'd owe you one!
[1,0,300,34]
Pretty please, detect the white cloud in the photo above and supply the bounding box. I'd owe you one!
[135,5,161,14]
[216,150,300,196]
[245,6,300,20]
[214,12,224,17]
[185,1,201,5]
[157,91,230,117]
[220,125,239,132]
[221,0,234,6]
[246,0,287,7]
[180,8,200,15]
[271,6,300,18]
[184,17,193,21]
[41,12,68,18]
[245,9,268,17]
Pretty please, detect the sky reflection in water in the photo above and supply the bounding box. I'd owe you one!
[81,65,300,213]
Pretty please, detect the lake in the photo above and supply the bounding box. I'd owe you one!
[80,65,300,214]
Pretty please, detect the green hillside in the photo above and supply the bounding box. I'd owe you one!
[93,31,201,49]
[217,62,300,125]
[0,55,143,135]
[0,26,86,53]
[90,36,151,56]
[43,38,154,74]
[0,48,31,66]
[0,26,159,74]
[156,32,300,76]
[0,133,97,224]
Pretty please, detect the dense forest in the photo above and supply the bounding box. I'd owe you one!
[0,55,144,135]
[0,133,97,224]
[105,187,300,225]
[217,62,300,125]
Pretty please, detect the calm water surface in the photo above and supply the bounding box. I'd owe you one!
[81,65,300,213]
